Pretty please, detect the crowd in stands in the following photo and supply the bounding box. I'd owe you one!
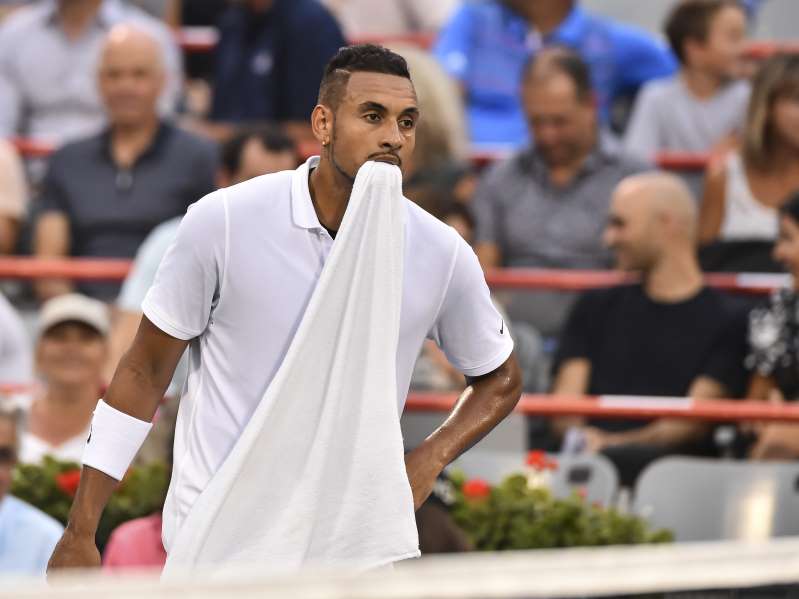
[2,0,799,577]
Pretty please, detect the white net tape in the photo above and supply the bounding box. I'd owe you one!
[4,538,799,598]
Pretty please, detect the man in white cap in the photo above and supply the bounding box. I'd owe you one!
[19,294,110,464]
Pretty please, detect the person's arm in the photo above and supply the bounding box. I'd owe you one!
[747,372,775,401]
[47,317,188,572]
[588,376,722,451]
[0,216,17,255]
[410,235,519,508]
[405,354,522,509]
[105,309,142,383]
[698,160,728,245]
[550,358,591,439]
[33,211,74,300]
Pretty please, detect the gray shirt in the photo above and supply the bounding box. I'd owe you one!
[623,76,750,161]
[38,123,218,299]
[473,135,649,269]
[0,0,183,142]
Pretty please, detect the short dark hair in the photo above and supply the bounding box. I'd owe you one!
[523,46,593,103]
[318,44,412,109]
[665,0,745,64]
[220,125,297,176]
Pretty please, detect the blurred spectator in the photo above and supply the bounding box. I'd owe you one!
[33,25,218,302]
[0,140,28,255]
[103,511,166,570]
[322,0,459,38]
[19,294,109,464]
[745,192,799,460]
[210,0,346,136]
[700,55,799,245]
[0,402,63,577]
[472,48,649,335]
[0,291,32,386]
[552,173,748,486]
[0,0,182,143]
[473,48,648,272]
[433,0,676,146]
[624,0,750,161]
[390,45,474,205]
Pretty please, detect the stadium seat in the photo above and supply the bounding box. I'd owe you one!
[633,457,799,542]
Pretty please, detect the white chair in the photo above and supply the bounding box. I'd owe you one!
[633,457,799,542]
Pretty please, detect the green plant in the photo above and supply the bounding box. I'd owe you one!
[449,454,673,551]
[11,457,169,550]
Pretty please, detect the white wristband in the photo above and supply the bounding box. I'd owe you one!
[82,399,153,481]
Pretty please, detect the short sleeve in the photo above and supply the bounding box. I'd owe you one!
[141,191,228,341]
[428,236,513,377]
[117,218,181,312]
[623,81,662,161]
[432,4,477,82]
[553,291,600,368]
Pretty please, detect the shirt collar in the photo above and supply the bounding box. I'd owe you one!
[527,128,619,183]
[291,156,324,230]
[99,121,171,165]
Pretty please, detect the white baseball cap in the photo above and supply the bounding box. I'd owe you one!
[38,293,110,337]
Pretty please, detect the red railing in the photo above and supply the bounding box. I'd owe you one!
[405,393,799,423]
[1,382,797,423]
[0,258,787,295]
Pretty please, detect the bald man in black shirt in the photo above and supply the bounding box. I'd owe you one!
[551,172,749,486]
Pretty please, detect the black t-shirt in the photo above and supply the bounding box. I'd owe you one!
[555,284,749,432]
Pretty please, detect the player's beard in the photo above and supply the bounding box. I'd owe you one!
[328,124,356,184]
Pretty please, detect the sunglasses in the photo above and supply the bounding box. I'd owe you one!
[0,446,16,465]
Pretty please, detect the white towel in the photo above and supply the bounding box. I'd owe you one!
[162,161,420,576]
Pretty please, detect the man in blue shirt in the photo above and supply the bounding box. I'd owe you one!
[211,0,347,128]
[433,0,677,147]
[0,404,63,577]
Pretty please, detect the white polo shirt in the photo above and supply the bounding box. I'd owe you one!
[142,156,513,549]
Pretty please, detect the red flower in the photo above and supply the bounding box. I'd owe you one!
[55,469,81,497]
[526,450,547,469]
[462,478,491,500]
[526,450,558,471]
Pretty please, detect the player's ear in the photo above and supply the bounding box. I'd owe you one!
[311,104,333,148]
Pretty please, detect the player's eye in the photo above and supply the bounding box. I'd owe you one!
[364,113,381,122]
